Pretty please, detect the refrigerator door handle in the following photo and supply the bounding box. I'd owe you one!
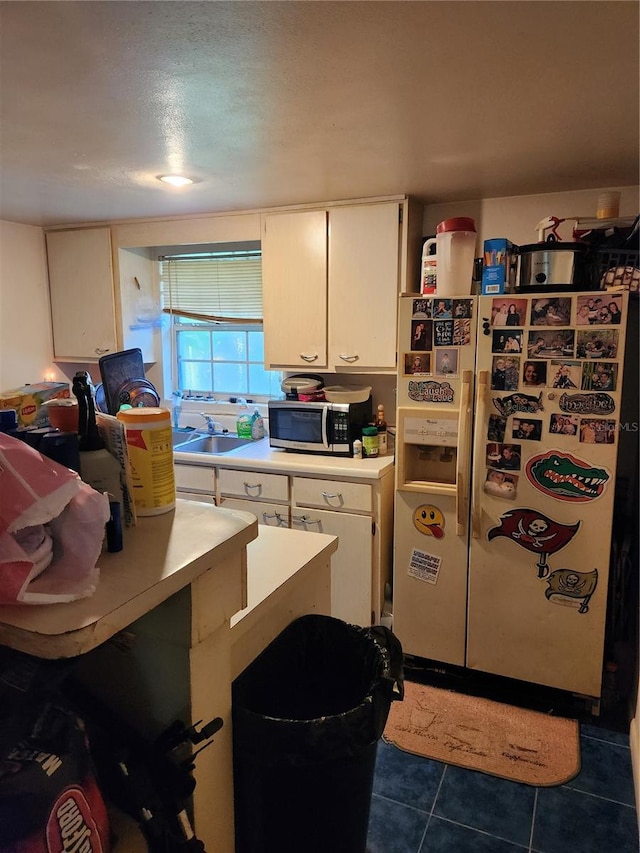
[456,370,473,535]
[472,369,489,539]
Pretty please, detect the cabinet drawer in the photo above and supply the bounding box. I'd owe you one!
[292,477,372,513]
[174,464,215,494]
[218,468,289,502]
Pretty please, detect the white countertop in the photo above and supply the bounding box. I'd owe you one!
[231,526,338,629]
[174,436,395,480]
[0,500,258,658]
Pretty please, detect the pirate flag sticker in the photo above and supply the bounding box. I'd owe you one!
[545,568,598,613]
[488,508,598,612]
[488,508,580,579]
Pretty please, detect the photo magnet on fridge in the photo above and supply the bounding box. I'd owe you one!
[530,297,572,327]
[453,318,472,345]
[549,413,579,436]
[404,352,431,376]
[581,361,618,391]
[576,328,619,359]
[576,293,623,325]
[579,418,616,445]
[410,319,433,351]
[434,320,454,346]
[412,298,432,318]
[549,360,580,389]
[434,348,458,376]
[483,468,518,500]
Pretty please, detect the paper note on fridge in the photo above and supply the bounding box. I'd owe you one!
[408,549,442,585]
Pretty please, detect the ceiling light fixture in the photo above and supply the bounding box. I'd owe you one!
[158,174,194,187]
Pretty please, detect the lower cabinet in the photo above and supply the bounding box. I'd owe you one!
[174,461,394,628]
[290,507,372,626]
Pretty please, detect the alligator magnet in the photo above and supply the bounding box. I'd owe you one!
[525,450,610,502]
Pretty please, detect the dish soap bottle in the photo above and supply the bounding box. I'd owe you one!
[236,399,253,439]
[250,406,265,440]
[375,404,388,456]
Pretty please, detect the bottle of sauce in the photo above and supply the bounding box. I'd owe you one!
[375,404,388,456]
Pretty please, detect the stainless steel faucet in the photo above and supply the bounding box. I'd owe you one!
[199,413,226,434]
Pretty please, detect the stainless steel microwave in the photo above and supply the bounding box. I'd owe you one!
[267,399,372,456]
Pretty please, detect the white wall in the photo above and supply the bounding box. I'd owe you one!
[0,220,67,390]
[423,185,639,245]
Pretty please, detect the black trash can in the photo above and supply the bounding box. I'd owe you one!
[232,614,404,853]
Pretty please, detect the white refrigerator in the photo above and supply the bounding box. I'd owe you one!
[392,291,630,702]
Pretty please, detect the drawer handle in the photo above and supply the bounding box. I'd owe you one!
[94,347,111,355]
[321,491,342,500]
[292,514,321,530]
[338,354,359,363]
[300,353,318,362]
[243,482,262,492]
[263,511,286,527]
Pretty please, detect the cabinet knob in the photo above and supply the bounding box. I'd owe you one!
[338,354,360,362]
[300,353,318,362]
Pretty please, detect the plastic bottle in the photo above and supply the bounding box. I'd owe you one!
[352,439,363,459]
[420,238,437,294]
[73,372,122,509]
[434,217,477,297]
[236,400,253,439]
[250,407,265,440]
[375,404,388,456]
[117,407,175,516]
[362,426,379,458]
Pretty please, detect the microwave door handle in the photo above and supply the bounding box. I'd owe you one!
[322,405,330,449]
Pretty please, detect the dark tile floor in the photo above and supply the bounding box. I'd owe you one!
[367,711,638,853]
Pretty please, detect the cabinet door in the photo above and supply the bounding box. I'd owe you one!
[220,497,289,528]
[328,203,400,369]
[262,210,328,368]
[46,228,118,360]
[291,507,372,626]
[174,463,215,495]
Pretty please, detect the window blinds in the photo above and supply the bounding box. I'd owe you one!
[160,252,263,322]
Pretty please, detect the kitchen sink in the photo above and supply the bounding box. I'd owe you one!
[173,433,253,454]
[172,427,199,447]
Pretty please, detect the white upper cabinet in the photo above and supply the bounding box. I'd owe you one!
[46,228,118,361]
[261,209,328,368]
[261,197,416,372]
[328,202,400,369]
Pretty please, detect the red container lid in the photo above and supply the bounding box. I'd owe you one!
[436,217,476,234]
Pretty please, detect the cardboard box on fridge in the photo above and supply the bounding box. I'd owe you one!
[0,382,70,428]
[482,238,517,295]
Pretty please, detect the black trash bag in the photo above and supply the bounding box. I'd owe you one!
[0,648,110,853]
[232,614,404,853]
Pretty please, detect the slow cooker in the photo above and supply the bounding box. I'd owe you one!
[516,241,598,292]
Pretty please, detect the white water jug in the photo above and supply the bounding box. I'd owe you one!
[424,217,477,298]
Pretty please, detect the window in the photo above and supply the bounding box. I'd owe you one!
[159,249,282,399]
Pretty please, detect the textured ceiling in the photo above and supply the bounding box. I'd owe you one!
[1,1,638,228]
